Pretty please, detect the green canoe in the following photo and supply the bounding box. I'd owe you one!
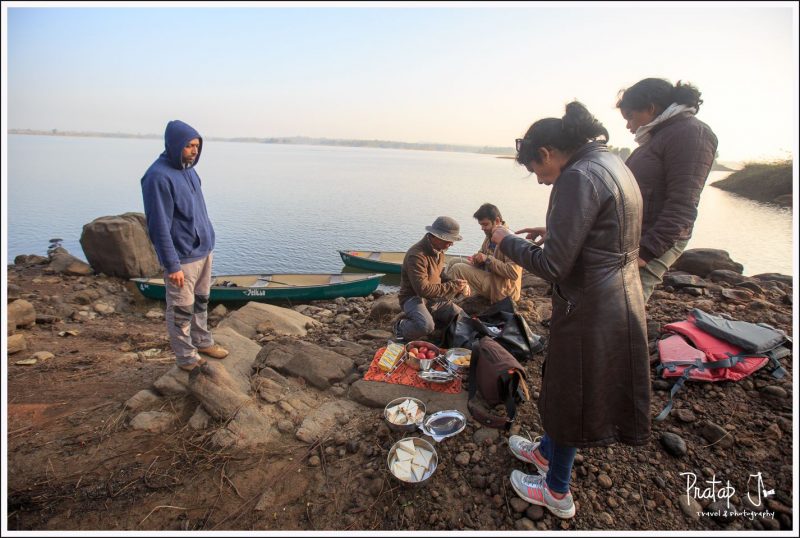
[131,272,385,302]
[339,250,469,274]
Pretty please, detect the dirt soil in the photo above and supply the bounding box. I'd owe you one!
[4,262,795,532]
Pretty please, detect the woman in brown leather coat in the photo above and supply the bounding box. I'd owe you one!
[491,102,649,519]
[617,78,718,302]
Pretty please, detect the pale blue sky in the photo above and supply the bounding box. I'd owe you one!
[3,1,798,162]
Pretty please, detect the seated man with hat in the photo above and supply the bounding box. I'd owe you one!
[394,216,472,342]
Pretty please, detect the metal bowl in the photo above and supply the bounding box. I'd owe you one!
[444,347,472,376]
[405,341,442,371]
[384,396,426,432]
[387,437,438,485]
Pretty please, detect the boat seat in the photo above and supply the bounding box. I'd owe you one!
[368,252,381,260]
[330,274,344,284]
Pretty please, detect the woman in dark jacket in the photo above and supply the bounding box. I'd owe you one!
[491,102,649,519]
[617,78,718,302]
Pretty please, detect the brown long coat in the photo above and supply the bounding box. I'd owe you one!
[500,142,650,448]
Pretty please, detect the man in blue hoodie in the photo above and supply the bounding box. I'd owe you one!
[141,120,228,371]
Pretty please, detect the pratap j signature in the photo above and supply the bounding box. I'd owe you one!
[681,471,775,509]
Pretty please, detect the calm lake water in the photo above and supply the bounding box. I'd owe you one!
[5,134,795,278]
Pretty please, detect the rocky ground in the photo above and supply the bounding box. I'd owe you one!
[4,250,795,532]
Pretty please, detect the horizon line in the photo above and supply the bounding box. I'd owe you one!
[7,128,767,165]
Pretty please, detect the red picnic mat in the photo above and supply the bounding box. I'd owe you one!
[363,347,462,394]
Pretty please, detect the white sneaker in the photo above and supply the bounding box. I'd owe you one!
[508,435,549,475]
[509,470,576,519]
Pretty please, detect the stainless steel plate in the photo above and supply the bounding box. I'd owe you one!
[420,410,467,441]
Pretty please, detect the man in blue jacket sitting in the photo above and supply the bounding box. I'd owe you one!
[141,120,228,372]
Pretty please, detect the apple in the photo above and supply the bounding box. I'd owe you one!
[410,347,419,354]
[427,350,436,359]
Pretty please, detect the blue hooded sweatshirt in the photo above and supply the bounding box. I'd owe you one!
[141,120,215,274]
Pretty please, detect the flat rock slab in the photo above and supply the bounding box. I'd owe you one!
[153,326,259,396]
[256,340,355,390]
[211,405,283,449]
[348,379,469,417]
[48,250,94,276]
[130,411,175,433]
[328,340,369,361]
[296,399,363,443]
[219,302,321,339]
[184,362,284,449]
[124,389,162,412]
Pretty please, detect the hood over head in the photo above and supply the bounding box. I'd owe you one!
[163,120,203,169]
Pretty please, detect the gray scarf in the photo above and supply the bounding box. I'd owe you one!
[634,103,697,145]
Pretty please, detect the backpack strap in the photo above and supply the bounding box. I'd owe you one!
[656,358,705,376]
[654,352,755,421]
[654,367,695,421]
[703,353,748,369]
[765,347,789,379]
[467,339,481,402]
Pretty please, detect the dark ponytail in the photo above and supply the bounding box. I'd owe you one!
[616,77,703,115]
[671,81,703,111]
[516,101,609,165]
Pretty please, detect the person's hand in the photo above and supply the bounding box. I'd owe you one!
[168,270,185,287]
[472,252,487,265]
[456,279,472,297]
[637,257,647,268]
[516,227,547,245]
[491,226,512,245]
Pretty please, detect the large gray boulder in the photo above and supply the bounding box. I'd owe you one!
[671,248,744,278]
[79,212,161,278]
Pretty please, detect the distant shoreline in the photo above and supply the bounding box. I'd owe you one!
[8,128,746,168]
[7,128,515,157]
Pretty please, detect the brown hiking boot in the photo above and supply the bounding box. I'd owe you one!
[178,357,207,372]
[198,344,229,359]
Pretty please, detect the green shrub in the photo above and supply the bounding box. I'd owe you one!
[711,160,793,205]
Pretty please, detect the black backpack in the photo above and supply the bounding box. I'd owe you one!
[444,297,544,362]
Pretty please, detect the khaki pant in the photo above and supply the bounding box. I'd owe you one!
[639,239,689,303]
[164,253,215,367]
[447,262,493,301]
